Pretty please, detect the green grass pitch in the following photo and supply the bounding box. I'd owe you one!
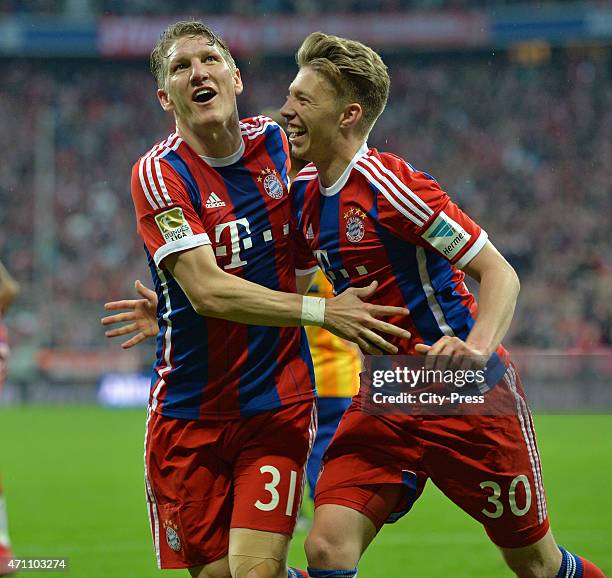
[0,407,610,577]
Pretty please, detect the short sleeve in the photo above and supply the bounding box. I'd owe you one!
[375,155,487,269]
[131,156,211,268]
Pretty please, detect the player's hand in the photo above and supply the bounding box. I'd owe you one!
[415,337,488,372]
[324,280,410,355]
[101,280,158,349]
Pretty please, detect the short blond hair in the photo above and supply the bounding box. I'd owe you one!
[150,20,237,89]
[296,32,389,136]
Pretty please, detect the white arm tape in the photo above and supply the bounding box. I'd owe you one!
[301,296,326,326]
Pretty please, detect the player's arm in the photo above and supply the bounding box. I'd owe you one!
[462,241,520,354]
[101,271,319,348]
[378,156,517,362]
[414,241,519,372]
[129,155,408,354]
[415,240,519,361]
[165,245,410,355]
[102,267,409,354]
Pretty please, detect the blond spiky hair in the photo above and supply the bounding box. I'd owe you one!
[296,32,390,136]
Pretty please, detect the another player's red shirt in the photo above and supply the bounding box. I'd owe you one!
[292,144,509,391]
[131,117,316,420]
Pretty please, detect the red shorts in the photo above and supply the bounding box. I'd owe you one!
[144,400,317,569]
[315,365,549,548]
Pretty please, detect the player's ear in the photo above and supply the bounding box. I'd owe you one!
[158,88,174,112]
[233,68,243,97]
[339,103,363,131]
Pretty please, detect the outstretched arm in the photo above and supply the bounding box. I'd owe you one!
[461,241,519,354]
[165,245,410,355]
[103,250,411,354]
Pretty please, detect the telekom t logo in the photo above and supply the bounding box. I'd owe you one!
[215,218,252,269]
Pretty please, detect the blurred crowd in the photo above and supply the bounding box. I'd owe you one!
[1,0,588,17]
[0,49,609,351]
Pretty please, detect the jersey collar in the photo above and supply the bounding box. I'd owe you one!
[200,138,245,167]
[319,142,369,197]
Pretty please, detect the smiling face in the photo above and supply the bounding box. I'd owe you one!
[280,66,346,164]
[157,34,243,136]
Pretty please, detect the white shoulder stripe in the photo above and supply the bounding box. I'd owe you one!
[240,115,269,129]
[159,133,181,156]
[368,155,433,216]
[138,136,174,210]
[146,156,166,208]
[241,118,276,133]
[139,134,182,210]
[241,123,267,135]
[293,166,318,181]
[241,120,276,140]
[154,157,172,206]
[139,156,160,210]
[293,173,318,182]
[144,139,172,208]
[139,136,172,210]
[358,156,431,222]
[298,165,318,174]
[154,135,182,206]
[354,164,424,227]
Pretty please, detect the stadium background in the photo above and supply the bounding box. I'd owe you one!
[0,1,610,576]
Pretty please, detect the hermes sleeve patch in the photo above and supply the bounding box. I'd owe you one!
[422,211,471,260]
[155,207,194,243]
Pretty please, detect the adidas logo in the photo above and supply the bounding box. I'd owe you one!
[205,192,226,209]
[426,219,455,238]
[306,224,314,239]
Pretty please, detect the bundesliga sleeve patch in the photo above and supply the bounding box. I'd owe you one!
[422,211,471,260]
[155,207,194,243]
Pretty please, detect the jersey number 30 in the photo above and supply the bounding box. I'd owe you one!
[480,475,532,518]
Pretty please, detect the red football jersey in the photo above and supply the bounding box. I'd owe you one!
[291,144,509,391]
[131,117,316,420]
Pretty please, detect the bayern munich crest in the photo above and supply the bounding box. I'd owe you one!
[344,207,367,243]
[164,521,182,552]
[258,167,284,200]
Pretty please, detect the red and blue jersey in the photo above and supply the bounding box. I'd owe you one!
[292,144,508,392]
[131,116,316,420]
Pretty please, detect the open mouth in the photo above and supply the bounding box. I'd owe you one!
[287,126,307,143]
[193,88,217,104]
